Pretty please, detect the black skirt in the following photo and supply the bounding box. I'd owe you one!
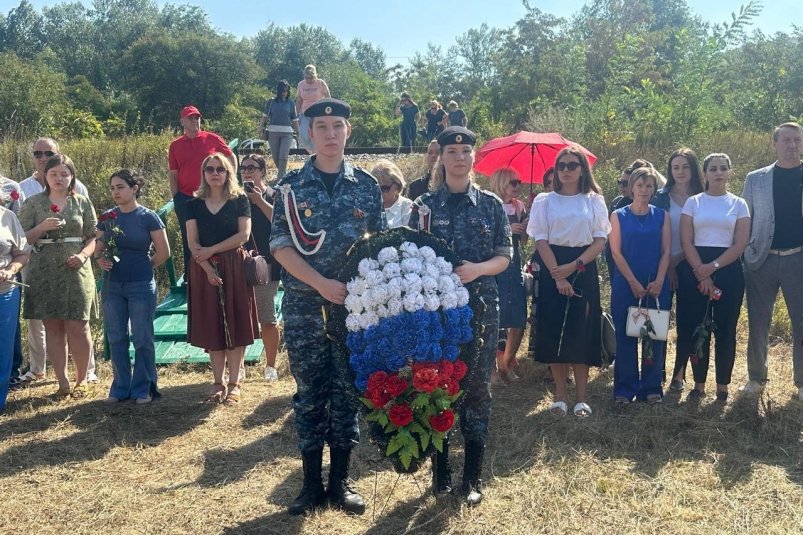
[534,245,602,366]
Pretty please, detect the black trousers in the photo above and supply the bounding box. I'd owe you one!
[676,247,744,386]
[173,192,194,279]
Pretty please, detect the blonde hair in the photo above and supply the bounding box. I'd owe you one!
[195,153,243,199]
[428,149,476,192]
[489,168,520,197]
[371,159,406,190]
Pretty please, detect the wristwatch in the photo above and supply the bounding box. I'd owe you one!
[712,261,721,269]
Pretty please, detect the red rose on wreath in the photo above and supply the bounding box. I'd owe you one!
[384,374,408,397]
[445,379,460,396]
[413,367,440,393]
[429,409,455,432]
[369,388,391,409]
[388,403,414,427]
[452,360,468,381]
[438,360,454,378]
[412,362,438,374]
[366,371,389,394]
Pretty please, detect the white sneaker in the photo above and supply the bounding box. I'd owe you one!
[740,380,765,394]
[135,395,153,405]
[87,372,99,383]
[264,366,278,382]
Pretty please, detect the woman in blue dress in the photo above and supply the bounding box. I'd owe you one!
[609,167,671,403]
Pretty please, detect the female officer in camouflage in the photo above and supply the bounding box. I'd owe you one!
[270,98,386,516]
[408,126,512,506]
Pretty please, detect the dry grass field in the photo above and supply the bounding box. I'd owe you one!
[1,332,802,535]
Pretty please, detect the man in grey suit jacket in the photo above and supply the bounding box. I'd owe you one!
[741,122,803,399]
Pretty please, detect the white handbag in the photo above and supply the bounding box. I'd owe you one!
[626,298,669,341]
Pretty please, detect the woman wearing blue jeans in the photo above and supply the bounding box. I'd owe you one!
[0,206,30,413]
[96,170,170,404]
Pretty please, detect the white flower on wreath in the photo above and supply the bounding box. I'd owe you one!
[424,262,441,280]
[347,277,368,296]
[403,292,425,312]
[441,292,459,310]
[385,277,403,298]
[345,314,361,332]
[365,269,384,287]
[358,258,380,277]
[435,257,453,275]
[437,275,456,294]
[344,294,364,314]
[399,241,420,258]
[402,273,423,295]
[387,297,403,316]
[382,262,401,280]
[423,294,441,312]
[400,257,423,275]
[371,285,389,305]
[456,286,470,307]
[421,275,438,294]
[359,311,380,330]
[375,303,390,318]
[377,247,399,266]
[419,246,437,262]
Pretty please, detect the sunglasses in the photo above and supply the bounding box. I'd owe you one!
[33,150,55,158]
[556,162,581,172]
[509,180,522,187]
[380,185,394,192]
[241,165,262,172]
[618,180,629,186]
[204,166,227,174]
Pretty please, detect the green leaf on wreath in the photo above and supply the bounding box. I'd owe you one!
[386,434,405,455]
[433,435,444,452]
[360,397,375,409]
[377,413,389,427]
[419,430,430,451]
[435,397,450,411]
[409,422,426,435]
[407,439,420,458]
[412,393,430,409]
[400,450,413,470]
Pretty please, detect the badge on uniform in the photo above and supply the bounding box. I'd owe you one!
[353,206,365,219]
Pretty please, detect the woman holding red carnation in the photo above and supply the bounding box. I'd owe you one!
[678,153,750,401]
[408,126,512,507]
[186,154,260,404]
[19,154,97,398]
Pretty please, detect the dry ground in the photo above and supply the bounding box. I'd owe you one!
[1,335,802,535]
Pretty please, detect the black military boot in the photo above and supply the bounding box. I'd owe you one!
[461,440,485,507]
[328,447,366,515]
[287,449,326,516]
[431,438,452,496]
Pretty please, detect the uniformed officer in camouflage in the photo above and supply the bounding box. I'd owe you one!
[408,126,512,506]
[270,98,386,516]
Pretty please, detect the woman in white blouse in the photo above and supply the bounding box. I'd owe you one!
[527,147,611,417]
[678,153,750,402]
[371,159,412,228]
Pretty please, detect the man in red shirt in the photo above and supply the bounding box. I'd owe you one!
[168,105,237,278]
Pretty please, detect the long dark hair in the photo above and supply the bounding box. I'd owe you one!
[275,80,291,101]
[665,148,704,194]
[553,147,600,194]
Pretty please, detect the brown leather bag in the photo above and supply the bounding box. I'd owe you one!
[244,239,270,286]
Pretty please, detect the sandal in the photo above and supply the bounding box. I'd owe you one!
[19,371,45,385]
[573,402,592,417]
[224,383,241,404]
[54,386,72,399]
[205,383,226,404]
[71,384,89,399]
[549,400,568,416]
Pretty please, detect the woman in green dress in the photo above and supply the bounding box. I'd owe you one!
[19,154,98,398]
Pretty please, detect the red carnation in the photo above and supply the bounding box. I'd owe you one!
[108,210,118,220]
[9,190,19,201]
[369,389,391,409]
[452,360,468,381]
[366,371,389,394]
[413,367,440,393]
[98,212,108,222]
[429,409,455,433]
[384,374,408,398]
[412,362,438,374]
[50,203,60,213]
[438,360,454,379]
[388,403,414,427]
[445,379,460,396]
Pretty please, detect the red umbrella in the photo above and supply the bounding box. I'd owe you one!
[473,131,597,185]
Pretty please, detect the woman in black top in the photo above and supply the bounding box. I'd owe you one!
[395,92,420,149]
[241,154,282,381]
[186,153,260,404]
[425,100,447,141]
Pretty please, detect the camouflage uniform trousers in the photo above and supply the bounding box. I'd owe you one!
[282,290,359,453]
[458,282,499,443]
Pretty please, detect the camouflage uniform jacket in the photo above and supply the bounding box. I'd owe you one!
[409,183,513,285]
[270,156,386,292]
